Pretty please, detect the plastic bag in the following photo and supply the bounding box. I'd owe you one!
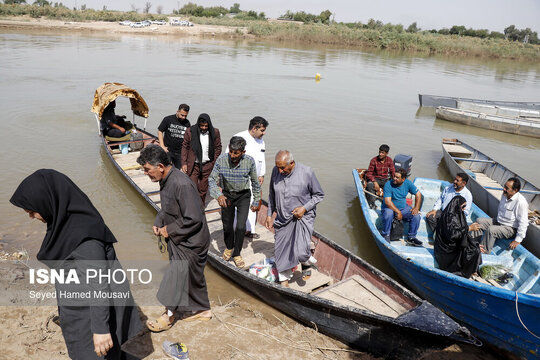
[249,258,278,283]
[479,264,511,280]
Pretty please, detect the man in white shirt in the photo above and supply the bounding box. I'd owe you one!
[470,177,529,253]
[229,116,269,239]
[426,172,473,236]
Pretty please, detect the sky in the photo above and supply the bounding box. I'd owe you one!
[59,0,539,32]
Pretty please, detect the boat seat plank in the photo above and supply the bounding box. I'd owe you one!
[288,269,332,293]
[443,144,473,158]
[474,172,504,197]
[516,270,539,294]
[316,275,407,318]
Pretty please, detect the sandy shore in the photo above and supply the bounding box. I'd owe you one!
[0,247,504,360]
[0,16,249,39]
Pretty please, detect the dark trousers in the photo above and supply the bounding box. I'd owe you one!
[426,210,442,237]
[221,190,251,257]
[189,162,214,204]
[366,178,388,206]
[169,151,182,169]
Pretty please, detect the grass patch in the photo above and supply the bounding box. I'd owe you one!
[245,22,540,60]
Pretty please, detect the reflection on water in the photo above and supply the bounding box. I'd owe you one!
[1,29,539,294]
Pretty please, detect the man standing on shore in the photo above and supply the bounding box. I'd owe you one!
[209,136,261,268]
[181,113,222,204]
[137,145,212,332]
[229,116,269,239]
[158,104,191,169]
[265,150,324,287]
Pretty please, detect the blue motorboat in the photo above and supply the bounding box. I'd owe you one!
[352,171,540,359]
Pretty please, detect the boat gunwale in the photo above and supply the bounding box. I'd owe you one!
[352,169,540,305]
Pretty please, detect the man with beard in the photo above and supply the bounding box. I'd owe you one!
[229,116,269,239]
[265,150,324,287]
[137,145,212,332]
[208,136,261,268]
[381,168,423,246]
[426,172,472,237]
[158,104,191,169]
[470,177,529,253]
[181,113,222,204]
[365,144,395,209]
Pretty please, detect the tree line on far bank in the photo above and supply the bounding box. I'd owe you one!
[1,0,538,45]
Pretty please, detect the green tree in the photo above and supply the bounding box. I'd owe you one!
[319,9,332,24]
[33,0,50,6]
[229,3,240,13]
[5,0,27,3]
[406,22,419,33]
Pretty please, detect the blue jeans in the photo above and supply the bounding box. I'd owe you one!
[381,205,420,238]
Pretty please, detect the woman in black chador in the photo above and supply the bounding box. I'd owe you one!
[434,195,482,278]
[10,169,142,359]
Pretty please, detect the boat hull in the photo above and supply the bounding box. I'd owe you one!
[435,107,540,139]
[353,170,540,359]
[419,94,540,110]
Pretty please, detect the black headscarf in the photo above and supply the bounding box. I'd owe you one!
[10,169,117,261]
[190,113,216,165]
[434,195,481,278]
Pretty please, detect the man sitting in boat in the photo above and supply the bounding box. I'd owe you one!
[470,177,529,253]
[380,168,423,246]
[101,100,131,138]
[365,144,395,209]
[425,172,472,238]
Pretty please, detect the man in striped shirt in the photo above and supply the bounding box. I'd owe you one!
[209,136,261,268]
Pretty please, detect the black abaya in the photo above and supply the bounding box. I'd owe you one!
[434,195,482,278]
[10,169,142,359]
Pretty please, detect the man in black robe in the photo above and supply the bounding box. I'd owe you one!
[137,145,212,332]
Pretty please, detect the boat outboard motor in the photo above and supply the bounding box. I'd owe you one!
[394,154,413,177]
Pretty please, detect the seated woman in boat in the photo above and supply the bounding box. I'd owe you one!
[10,169,143,359]
[101,100,132,138]
[434,196,482,278]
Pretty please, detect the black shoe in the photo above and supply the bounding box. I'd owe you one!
[405,237,423,247]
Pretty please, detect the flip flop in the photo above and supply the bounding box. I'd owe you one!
[233,256,245,268]
[181,310,213,322]
[222,249,233,261]
[245,232,260,239]
[147,312,175,332]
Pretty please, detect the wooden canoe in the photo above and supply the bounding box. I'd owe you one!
[100,127,480,358]
[353,171,540,359]
[442,138,540,257]
[435,107,540,139]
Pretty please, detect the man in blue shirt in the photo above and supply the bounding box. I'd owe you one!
[381,168,423,246]
[425,172,472,237]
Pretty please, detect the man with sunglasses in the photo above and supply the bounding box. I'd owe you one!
[470,177,529,253]
[426,172,472,238]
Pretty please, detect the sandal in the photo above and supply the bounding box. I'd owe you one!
[146,311,175,333]
[302,269,312,281]
[223,249,233,261]
[233,256,245,268]
[245,232,260,239]
[182,310,213,322]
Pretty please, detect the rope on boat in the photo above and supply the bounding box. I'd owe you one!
[515,291,540,340]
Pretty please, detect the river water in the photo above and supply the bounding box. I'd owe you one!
[1,29,539,302]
